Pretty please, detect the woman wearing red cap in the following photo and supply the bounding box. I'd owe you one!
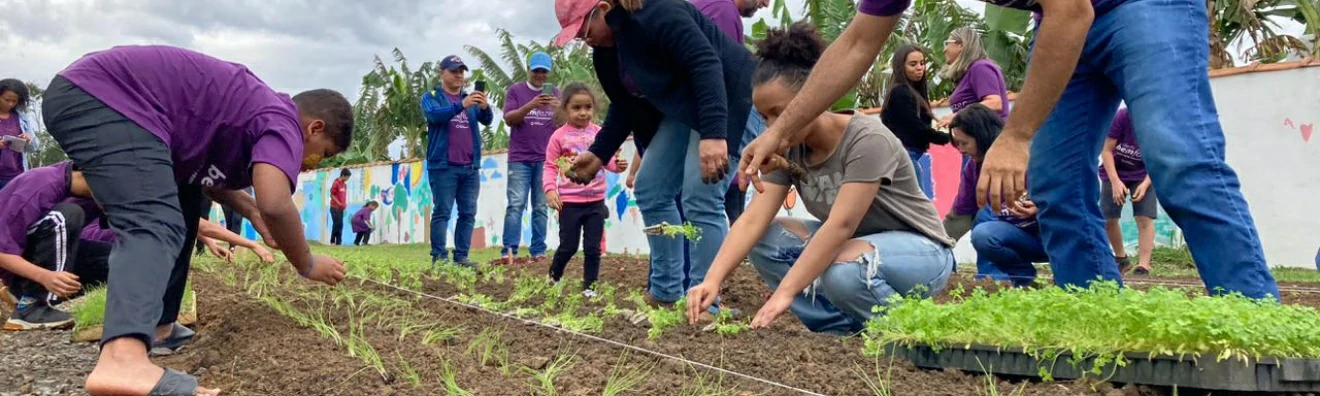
[552,0,754,317]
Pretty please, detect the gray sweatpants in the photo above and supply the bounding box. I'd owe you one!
[43,75,201,348]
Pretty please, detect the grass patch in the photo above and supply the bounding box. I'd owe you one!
[865,281,1320,371]
[71,281,195,333]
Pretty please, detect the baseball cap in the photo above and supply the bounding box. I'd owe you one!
[529,52,553,72]
[440,55,468,72]
[553,0,599,47]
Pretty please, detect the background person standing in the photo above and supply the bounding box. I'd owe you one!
[501,52,560,263]
[329,169,350,245]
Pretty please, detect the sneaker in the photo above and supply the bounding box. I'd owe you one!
[582,289,597,299]
[4,301,74,331]
[1115,256,1132,274]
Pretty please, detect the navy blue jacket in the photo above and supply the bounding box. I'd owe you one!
[421,88,495,170]
[586,0,754,162]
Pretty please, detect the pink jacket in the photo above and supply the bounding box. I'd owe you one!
[542,123,621,203]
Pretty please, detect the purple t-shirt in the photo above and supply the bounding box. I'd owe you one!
[1099,108,1146,183]
[351,207,373,233]
[0,162,103,258]
[58,45,305,191]
[81,222,115,243]
[859,0,1128,17]
[503,83,560,163]
[692,0,745,45]
[951,159,981,215]
[0,113,23,178]
[948,59,1010,118]
[444,92,474,165]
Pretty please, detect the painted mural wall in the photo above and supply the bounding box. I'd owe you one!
[212,65,1318,268]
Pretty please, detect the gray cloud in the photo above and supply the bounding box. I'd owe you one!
[0,0,564,100]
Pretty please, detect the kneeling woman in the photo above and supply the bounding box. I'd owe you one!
[951,105,1047,287]
[686,23,954,335]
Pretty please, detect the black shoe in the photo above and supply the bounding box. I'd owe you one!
[1115,256,1132,274]
[4,301,74,331]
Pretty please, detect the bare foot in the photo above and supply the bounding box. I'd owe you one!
[86,339,219,396]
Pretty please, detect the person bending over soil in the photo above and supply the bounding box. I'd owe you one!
[43,45,349,396]
[686,23,954,335]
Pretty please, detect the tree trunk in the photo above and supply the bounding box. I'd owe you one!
[1207,0,1232,69]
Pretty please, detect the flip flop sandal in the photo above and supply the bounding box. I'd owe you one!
[149,368,200,396]
[151,324,197,356]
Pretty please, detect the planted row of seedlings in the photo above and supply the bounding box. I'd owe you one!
[196,252,775,395]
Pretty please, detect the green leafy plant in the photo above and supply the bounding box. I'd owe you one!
[645,297,688,340]
[864,281,1320,380]
[645,222,702,242]
[712,311,750,336]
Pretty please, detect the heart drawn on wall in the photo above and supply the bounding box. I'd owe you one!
[1303,123,1314,143]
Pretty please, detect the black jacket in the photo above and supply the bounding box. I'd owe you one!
[587,0,754,161]
[880,85,949,153]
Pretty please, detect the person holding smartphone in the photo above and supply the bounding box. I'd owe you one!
[422,55,494,268]
[501,52,561,264]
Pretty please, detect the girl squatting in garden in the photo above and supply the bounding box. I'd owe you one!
[686,23,954,335]
[543,83,627,296]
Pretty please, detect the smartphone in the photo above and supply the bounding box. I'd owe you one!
[541,83,555,95]
[474,80,487,93]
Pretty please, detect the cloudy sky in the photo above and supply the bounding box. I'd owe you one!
[0,0,994,100]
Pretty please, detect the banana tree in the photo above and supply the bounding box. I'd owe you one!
[1209,0,1319,68]
[353,48,437,160]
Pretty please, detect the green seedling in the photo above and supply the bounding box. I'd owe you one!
[467,328,512,374]
[602,351,655,396]
[712,311,749,336]
[522,352,576,396]
[421,325,462,346]
[642,222,702,242]
[439,359,474,396]
[395,352,422,388]
[645,297,687,340]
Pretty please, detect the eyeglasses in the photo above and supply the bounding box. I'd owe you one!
[577,7,599,41]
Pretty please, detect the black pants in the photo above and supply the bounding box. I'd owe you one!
[44,75,197,347]
[550,201,606,290]
[354,231,371,246]
[724,186,746,225]
[13,202,110,303]
[330,208,346,245]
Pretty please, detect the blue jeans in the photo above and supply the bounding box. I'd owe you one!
[429,166,479,264]
[971,208,1013,282]
[501,161,548,257]
[635,118,734,302]
[749,218,953,335]
[1026,0,1278,299]
[906,149,934,199]
[971,216,1048,287]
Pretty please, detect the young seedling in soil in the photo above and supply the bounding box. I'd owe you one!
[522,352,577,396]
[395,352,422,388]
[468,327,512,375]
[439,359,474,396]
[853,354,898,396]
[421,325,462,346]
[602,351,656,396]
[711,310,750,336]
[644,297,688,340]
[643,221,702,242]
[677,362,742,396]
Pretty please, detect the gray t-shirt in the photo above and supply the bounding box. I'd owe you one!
[762,115,955,247]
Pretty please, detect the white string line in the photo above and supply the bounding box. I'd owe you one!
[356,277,829,396]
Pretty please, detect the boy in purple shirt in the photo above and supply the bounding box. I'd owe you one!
[1099,107,1157,275]
[42,45,351,396]
[0,162,108,330]
[743,0,1279,299]
[422,55,494,268]
[500,52,559,262]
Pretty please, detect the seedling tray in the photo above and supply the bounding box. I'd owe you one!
[884,342,1320,392]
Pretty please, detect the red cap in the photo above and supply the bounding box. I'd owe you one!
[554,0,599,46]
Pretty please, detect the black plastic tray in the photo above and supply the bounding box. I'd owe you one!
[884,342,1320,392]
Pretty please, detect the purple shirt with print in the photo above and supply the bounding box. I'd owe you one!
[445,92,474,165]
[1099,108,1146,183]
[504,83,561,163]
[951,159,980,215]
[692,0,745,44]
[351,207,374,233]
[859,0,1129,18]
[0,113,23,178]
[948,59,1010,118]
[58,45,305,191]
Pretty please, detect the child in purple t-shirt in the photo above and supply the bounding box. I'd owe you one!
[351,201,379,246]
[1099,107,1157,275]
[42,45,352,396]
